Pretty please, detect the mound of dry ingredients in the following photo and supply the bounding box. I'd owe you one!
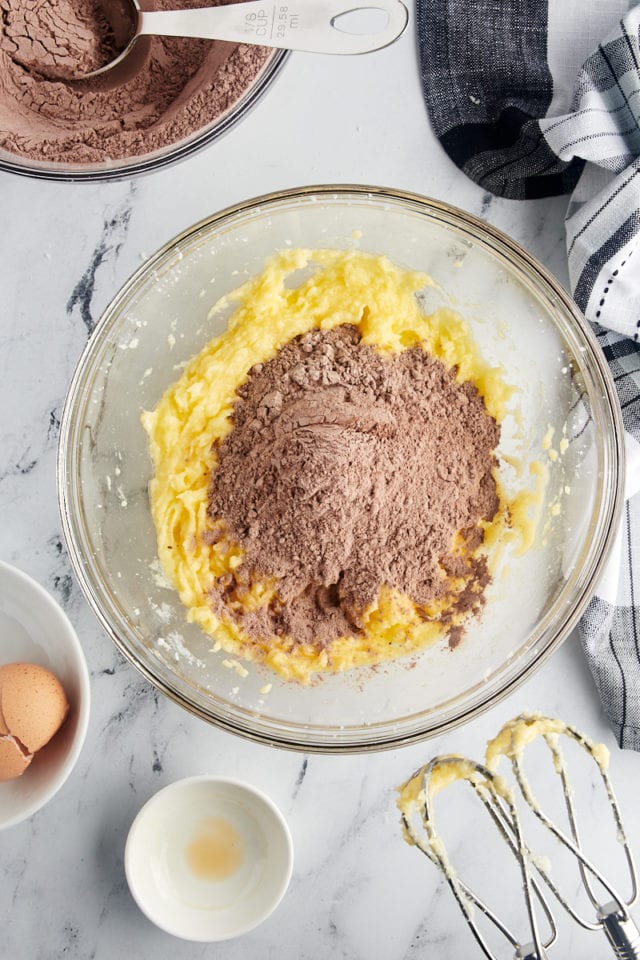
[2,0,119,79]
[208,325,500,648]
[0,0,271,164]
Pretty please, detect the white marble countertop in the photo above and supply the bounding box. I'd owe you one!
[2,18,639,960]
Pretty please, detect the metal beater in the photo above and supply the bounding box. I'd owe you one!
[398,714,640,959]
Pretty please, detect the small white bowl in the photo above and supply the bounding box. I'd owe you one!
[0,561,91,830]
[125,776,294,941]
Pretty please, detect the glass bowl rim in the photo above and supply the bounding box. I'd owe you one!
[57,183,626,753]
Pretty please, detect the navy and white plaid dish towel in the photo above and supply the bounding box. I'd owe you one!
[416,0,640,748]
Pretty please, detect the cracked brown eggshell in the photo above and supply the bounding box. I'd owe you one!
[0,662,69,756]
[0,735,33,782]
[0,699,9,735]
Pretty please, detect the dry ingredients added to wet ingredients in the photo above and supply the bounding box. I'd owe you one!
[207,325,500,646]
[143,249,533,683]
[0,0,272,165]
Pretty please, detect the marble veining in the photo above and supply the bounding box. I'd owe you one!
[66,186,137,336]
[1,23,639,960]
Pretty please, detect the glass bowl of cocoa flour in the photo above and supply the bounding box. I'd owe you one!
[58,186,625,751]
[0,0,287,180]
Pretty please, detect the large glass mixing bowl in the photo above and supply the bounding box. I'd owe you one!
[58,186,625,752]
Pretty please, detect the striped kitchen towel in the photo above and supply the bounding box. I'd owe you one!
[417,1,640,748]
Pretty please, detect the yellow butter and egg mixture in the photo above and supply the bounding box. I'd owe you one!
[142,248,535,683]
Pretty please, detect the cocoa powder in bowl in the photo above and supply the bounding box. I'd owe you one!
[0,0,275,170]
[208,325,501,648]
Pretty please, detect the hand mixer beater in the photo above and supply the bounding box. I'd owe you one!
[398,714,639,959]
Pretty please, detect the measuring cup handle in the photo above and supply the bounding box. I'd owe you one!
[139,0,409,55]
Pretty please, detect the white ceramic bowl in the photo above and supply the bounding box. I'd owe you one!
[125,776,293,941]
[0,561,91,830]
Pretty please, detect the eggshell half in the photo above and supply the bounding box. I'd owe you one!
[0,735,33,782]
[0,697,9,735]
[0,663,69,753]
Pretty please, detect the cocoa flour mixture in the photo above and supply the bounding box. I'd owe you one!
[208,325,500,648]
[0,0,271,165]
